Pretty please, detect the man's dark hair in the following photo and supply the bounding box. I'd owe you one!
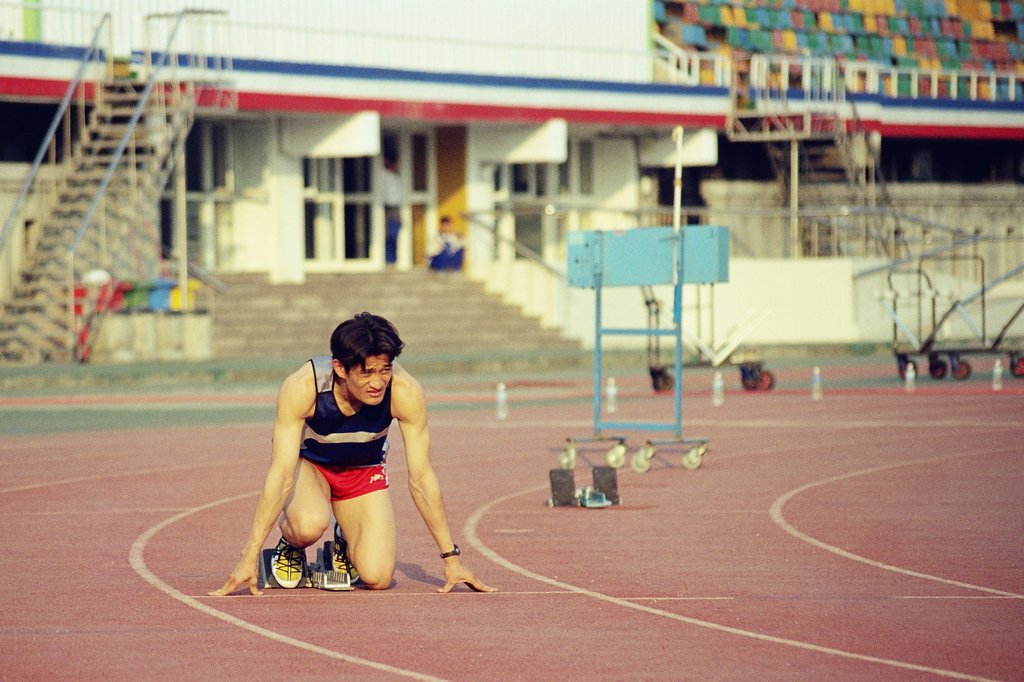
[330,313,405,370]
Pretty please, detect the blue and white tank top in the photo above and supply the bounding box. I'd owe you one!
[299,356,392,468]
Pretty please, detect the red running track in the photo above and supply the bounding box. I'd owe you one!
[2,364,1022,680]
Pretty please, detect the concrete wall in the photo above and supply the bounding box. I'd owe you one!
[40,0,650,82]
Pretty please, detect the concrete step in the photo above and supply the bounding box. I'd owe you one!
[209,271,580,363]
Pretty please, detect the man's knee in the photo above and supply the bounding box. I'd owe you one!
[357,568,394,591]
[281,515,330,547]
[353,557,394,590]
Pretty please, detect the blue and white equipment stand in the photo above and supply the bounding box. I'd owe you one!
[562,222,730,475]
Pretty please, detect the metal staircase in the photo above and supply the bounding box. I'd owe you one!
[0,9,235,363]
[727,55,894,257]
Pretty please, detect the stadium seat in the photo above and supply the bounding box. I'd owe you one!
[890,16,910,34]
[727,26,751,50]
[698,5,722,25]
[654,1,667,24]
[683,23,709,49]
[808,30,831,53]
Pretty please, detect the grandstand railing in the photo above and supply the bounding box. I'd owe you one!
[739,53,1023,105]
[3,3,1021,105]
[652,32,732,86]
[467,201,1022,272]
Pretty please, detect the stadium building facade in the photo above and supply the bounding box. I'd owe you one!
[1,0,1022,361]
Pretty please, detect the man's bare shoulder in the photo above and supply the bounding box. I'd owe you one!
[276,360,317,418]
[391,362,421,390]
[281,360,316,392]
[390,363,426,419]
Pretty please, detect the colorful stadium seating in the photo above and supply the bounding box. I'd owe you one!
[656,0,1024,76]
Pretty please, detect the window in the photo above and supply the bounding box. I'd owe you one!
[512,163,531,194]
[411,133,429,192]
[578,140,594,195]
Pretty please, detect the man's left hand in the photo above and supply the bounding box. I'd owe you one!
[438,560,497,593]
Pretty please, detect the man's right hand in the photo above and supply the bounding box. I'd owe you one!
[208,559,262,597]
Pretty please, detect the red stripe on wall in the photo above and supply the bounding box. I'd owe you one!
[876,123,1024,140]
[236,90,727,128]
[0,76,83,99]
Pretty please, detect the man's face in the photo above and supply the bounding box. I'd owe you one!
[336,354,393,406]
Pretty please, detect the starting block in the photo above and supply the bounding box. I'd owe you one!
[258,540,354,591]
[547,466,621,508]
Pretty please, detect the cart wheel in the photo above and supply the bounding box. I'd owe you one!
[951,359,972,380]
[682,446,704,470]
[631,445,654,474]
[606,443,626,469]
[650,368,674,392]
[757,370,775,390]
[559,442,576,470]
[1010,355,1024,378]
[928,356,948,379]
[898,358,917,379]
[739,363,761,390]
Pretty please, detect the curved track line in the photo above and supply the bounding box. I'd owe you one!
[128,492,447,682]
[769,452,1024,599]
[0,458,255,495]
[464,484,995,682]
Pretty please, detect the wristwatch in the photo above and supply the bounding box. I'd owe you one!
[440,544,460,559]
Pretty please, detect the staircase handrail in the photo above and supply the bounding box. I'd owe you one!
[66,11,197,259]
[0,12,110,256]
[64,10,200,358]
[141,9,234,111]
[853,230,1008,279]
[463,207,567,280]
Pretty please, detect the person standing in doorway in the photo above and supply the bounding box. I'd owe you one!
[382,154,403,265]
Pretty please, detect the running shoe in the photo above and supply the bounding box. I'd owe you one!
[333,522,359,583]
[271,537,306,588]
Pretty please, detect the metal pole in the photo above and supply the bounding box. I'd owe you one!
[175,146,188,310]
[593,255,603,437]
[790,139,799,258]
[672,126,684,438]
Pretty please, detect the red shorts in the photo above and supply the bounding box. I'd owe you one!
[307,460,389,502]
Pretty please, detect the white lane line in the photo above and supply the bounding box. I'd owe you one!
[768,452,1024,599]
[465,484,996,682]
[0,458,255,495]
[128,492,447,682]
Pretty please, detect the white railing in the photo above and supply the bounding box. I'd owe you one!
[652,32,732,87]
[741,52,1022,105]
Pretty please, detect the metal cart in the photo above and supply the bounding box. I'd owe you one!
[880,258,1024,381]
[642,284,774,391]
